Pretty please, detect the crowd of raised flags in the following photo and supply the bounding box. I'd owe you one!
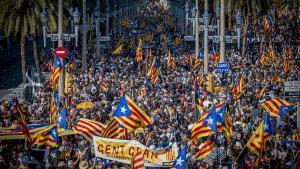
[0,0,299,168]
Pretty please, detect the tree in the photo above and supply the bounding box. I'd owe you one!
[0,0,59,83]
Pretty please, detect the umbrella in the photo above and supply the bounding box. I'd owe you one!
[76,102,95,109]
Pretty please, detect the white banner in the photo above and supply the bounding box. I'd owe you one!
[93,136,177,167]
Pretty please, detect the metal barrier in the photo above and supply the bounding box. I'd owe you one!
[1,66,49,103]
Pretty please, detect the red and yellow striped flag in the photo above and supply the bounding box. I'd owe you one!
[261,98,293,118]
[136,39,143,62]
[15,100,31,141]
[246,122,264,156]
[195,140,215,160]
[113,44,123,55]
[100,82,109,91]
[73,118,106,142]
[257,79,271,99]
[101,119,125,139]
[167,50,176,69]
[224,115,233,140]
[131,151,145,169]
[283,59,291,72]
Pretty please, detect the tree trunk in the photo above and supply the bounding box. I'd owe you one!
[228,0,232,29]
[21,35,26,83]
[32,34,40,72]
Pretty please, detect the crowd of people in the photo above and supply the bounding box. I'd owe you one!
[0,1,299,168]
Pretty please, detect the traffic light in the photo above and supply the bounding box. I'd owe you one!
[205,75,215,93]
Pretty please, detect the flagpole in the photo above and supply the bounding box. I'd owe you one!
[233,144,247,165]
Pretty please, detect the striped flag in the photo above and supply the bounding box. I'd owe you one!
[50,95,58,125]
[136,39,143,62]
[194,83,203,110]
[190,104,224,143]
[263,15,273,38]
[167,50,176,69]
[272,74,279,83]
[15,99,31,141]
[185,55,192,64]
[193,52,203,71]
[233,76,245,100]
[131,151,145,169]
[257,79,271,99]
[147,57,161,84]
[113,44,123,55]
[73,118,106,142]
[246,122,264,156]
[139,86,147,98]
[50,57,62,88]
[113,95,152,132]
[121,18,131,27]
[224,115,233,140]
[292,133,300,142]
[283,59,291,72]
[101,119,125,139]
[32,125,58,147]
[261,98,293,118]
[295,151,300,169]
[100,82,109,91]
[195,140,215,160]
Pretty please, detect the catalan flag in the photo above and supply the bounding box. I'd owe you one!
[139,86,147,98]
[246,122,264,156]
[113,95,152,132]
[57,107,67,130]
[100,82,109,91]
[246,114,274,157]
[185,54,192,64]
[261,98,294,118]
[15,99,31,141]
[136,39,143,62]
[50,94,58,125]
[190,103,224,143]
[195,139,215,160]
[113,43,123,55]
[272,74,280,83]
[194,83,203,110]
[224,115,233,140]
[193,52,203,71]
[32,125,58,147]
[131,151,145,169]
[257,79,271,99]
[147,57,161,84]
[283,59,291,72]
[121,18,131,27]
[50,57,62,88]
[172,147,187,169]
[263,15,273,38]
[233,76,245,100]
[73,118,106,142]
[263,113,274,142]
[167,50,176,69]
[101,119,125,139]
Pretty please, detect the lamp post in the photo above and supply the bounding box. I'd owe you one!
[202,10,210,74]
[195,0,199,74]
[40,8,80,48]
[40,3,80,97]
[185,1,189,35]
[220,0,225,62]
[235,10,242,50]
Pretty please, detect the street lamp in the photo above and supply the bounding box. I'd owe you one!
[202,10,210,74]
[235,10,242,49]
[40,8,80,48]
